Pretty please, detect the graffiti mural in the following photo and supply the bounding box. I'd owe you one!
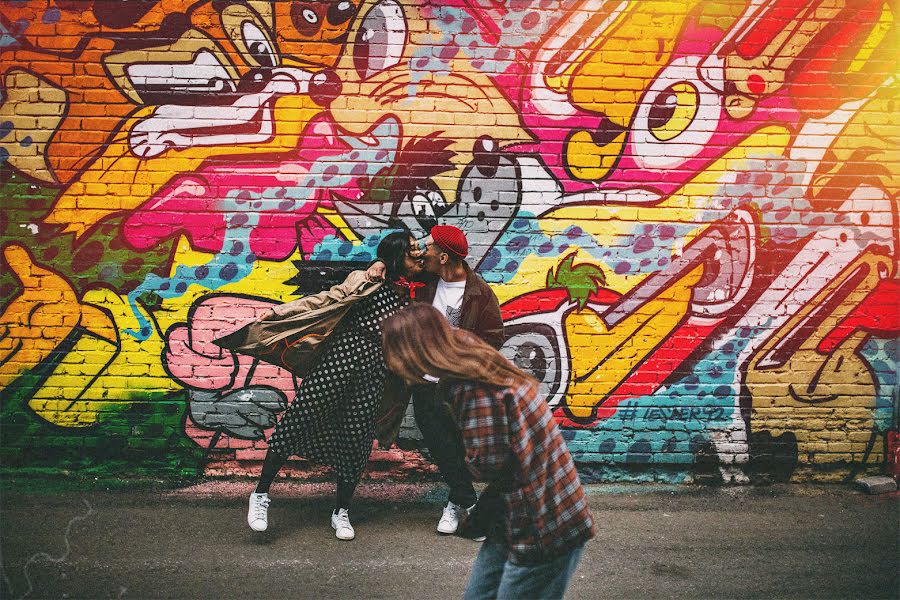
[1,0,897,483]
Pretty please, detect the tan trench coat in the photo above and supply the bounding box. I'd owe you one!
[213,270,410,447]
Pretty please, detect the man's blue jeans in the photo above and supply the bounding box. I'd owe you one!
[463,539,585,600]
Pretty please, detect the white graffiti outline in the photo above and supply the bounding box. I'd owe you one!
[128,67,315,159]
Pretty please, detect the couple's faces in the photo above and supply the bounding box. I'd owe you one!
[416,235,444,273]
[403,235,424,277]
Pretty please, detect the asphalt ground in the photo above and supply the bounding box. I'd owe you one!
[1,479,897,600]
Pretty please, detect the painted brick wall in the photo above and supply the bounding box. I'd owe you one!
[1,0,898,484]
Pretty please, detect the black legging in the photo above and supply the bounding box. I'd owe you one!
[255,449,356,511]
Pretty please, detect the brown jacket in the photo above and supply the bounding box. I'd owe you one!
[417,264,504,349]
[213,270,409,446]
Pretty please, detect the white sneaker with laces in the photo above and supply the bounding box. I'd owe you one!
[331,508,355,540]
[247,492,270,532]
[437,501,468,534]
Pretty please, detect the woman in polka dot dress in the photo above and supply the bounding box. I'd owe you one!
[246,231,423,540]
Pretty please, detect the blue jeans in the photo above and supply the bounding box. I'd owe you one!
[463,540,585,600]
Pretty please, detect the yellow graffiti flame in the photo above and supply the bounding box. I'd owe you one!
[563,264,703,419]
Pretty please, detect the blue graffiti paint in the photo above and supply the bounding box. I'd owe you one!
[704,158,893,248]
[0,19,28,49]
[41,7,60,24]
[605,221,697,278]
[0,22,16,48]
[561,327,763,466]
[426,5,580,76]
[475,211,694,284]
[477,212,598,282]
[571,327,898,469]
[408,3,547,88]
[123,120,401,340]
[476,158,886,305]
[309,233,381,263]
[124,231,255,340]
[0,120,11,163]
[861,337,899,431]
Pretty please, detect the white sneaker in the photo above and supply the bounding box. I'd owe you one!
[331,508,355,540]
[437,501,468,534]
[247,492,270,532]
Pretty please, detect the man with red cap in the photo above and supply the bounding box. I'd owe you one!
[368,224,503,536]
[410,224,504,536]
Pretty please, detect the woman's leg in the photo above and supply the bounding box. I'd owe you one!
[248,449,285,532]
[463,540,507,600]
[329,344,382,540]
[332,346,382,510]
[331,476,359,540]
[255,448,286,494]
[335,478,357,511]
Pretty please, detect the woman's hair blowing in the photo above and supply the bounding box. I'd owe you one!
[382,303,535,389]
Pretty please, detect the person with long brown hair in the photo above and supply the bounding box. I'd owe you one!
[382,303,595,600]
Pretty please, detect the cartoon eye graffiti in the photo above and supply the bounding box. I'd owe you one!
[291,3,321,37]
[410,188,446,224]
[241,21,278,68]
[353,0,407,80]
[631,56,721,170]
[499,299,575,410]
[302,8,319,24]
[648,82,700,142]
[328,1,357,26]
[501,323,568,409]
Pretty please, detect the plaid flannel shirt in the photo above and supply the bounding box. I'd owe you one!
[450,379,595,564]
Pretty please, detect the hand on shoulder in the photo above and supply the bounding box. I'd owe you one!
[366,260,386,281]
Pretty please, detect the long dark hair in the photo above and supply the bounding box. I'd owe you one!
[382,304,535,390]
[376,230,412,281]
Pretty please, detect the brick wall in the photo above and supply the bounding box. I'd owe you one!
[1,0,898,484]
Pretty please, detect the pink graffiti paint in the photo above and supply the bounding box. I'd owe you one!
[122,116,370,260]
[164,295,295,396]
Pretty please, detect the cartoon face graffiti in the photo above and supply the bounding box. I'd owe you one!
[55,0,535,262]
[323,0,531,237]
[0,0,362,424]
[504,0,899,200]
[0,1,357,187]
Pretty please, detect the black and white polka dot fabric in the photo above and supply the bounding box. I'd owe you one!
[267,284,406,487]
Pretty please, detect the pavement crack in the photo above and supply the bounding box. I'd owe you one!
[8,498,95,600]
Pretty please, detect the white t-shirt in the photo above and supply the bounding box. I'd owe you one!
[432,278,466,327]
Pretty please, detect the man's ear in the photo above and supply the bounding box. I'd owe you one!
[439,253,449,265]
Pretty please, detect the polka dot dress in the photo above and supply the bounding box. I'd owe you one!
[267,284,406,487]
